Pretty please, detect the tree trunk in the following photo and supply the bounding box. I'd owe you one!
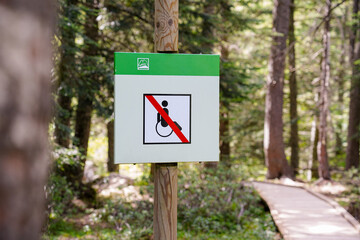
[75,96,93,158]
[220,109,230,162]
[55,94,72,147]
[288,0,299,174]
[307,92,319,181]
[317,0,331,180]
[107,120,118,172]
[345,0,360,170]
[309,118,320,180]
[264,0,293,179]
[74,95,94,197]
[219,43,231,166]
[54,0,79,148]
[202,1,218,169]
[74,0,99,166]
[0,0,55,239]
[201,1,215,54]
[334,9,347,155]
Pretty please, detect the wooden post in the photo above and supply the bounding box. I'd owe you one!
[155,0,178,52]
[154,1,178,239]
[154,163,178,239]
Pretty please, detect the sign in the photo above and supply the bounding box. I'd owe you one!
[114,53,219,163]
[144,94,191,144]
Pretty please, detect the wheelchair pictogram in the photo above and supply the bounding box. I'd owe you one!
[155,100,182,137]
[143,94,191,144]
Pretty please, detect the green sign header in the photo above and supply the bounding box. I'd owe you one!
[114,52,219,76]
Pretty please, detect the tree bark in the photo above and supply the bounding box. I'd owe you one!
[202,0,218,169]
[308,117,320,180]
[74,0,99,164]
[334,9,347,155]
[201,1,215,54]
[220,109,230,163]
[107,120,118,172]
[55,94,72,147]
[288,0,299,174]
[219,43,231,166]
[0,0,55,239]
[264,0,293,179]
[54,0,79,148]
[345,0,360,170]
[307,92,319,181]
[75,96,93,158]
[317,0,331,180]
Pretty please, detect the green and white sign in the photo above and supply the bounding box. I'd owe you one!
[114,52,219,164]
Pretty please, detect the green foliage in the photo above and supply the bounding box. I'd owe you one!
[102,0,154,53]
[336,168,360,221]
[52,146,84,185]
[47,147,84,219]
[177,165,277,239]
[47,173,76,217]
[45,219,86,238]
[101,199,153,239]
[45,164,279,239]
[44,218,119,240]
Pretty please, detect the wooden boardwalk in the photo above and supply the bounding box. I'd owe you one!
[253,181,360,240]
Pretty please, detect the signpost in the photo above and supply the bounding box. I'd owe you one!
[114,1,219,239]
[114,52,219,239]
[114,53,219,163]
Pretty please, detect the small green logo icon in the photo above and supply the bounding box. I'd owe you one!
[137,58,149,70]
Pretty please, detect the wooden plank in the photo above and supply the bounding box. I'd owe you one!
[305,186,360,233]
[288,236,360,240]
[253,181,360,240]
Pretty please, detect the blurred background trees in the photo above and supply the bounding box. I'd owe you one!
[45,0,360,237]
[2,0,360,238]
[51,0,360,185]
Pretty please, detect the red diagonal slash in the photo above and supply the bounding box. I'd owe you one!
[145,95,189,143]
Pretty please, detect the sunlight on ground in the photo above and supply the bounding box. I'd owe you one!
[92,173,152,202]
[300,223,355,236]
[312,183,347,195]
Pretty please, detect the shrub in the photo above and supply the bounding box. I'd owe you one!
[47,146,83,217]
[177,165,277,239]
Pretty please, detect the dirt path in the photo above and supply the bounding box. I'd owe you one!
[253,181,360,240]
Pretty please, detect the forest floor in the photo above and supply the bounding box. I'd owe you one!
[43,164,283,240]
[309,178,360,222]
[43,158,360,240]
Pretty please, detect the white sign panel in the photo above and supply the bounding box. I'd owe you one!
[114,53,219,164]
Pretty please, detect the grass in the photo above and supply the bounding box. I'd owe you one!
[44,157,282,240]
[44,212,280,240]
